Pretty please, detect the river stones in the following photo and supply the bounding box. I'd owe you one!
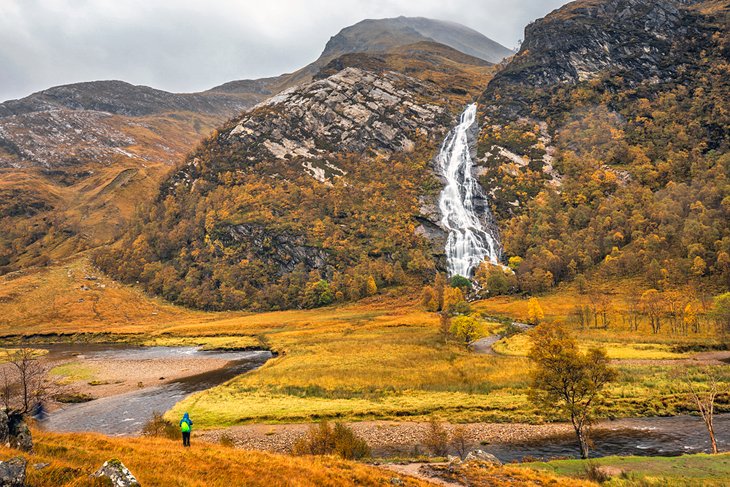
[91,459,140,487]
[0,456,26,487]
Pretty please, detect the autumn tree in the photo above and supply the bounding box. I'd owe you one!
[443,287,470,316]
[710,293,730,337]
[449,316,484,348]
[640,289,664,334]
[527,297,544,325]
[528,323,617,459]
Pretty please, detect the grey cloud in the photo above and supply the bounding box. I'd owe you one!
[0,0,568,102]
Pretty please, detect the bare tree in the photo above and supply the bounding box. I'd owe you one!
[3,348,47,415]
[683,368,720,454]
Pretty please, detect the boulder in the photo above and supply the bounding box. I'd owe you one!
[8,423,32,453]
[464,450,502,465]
[0,456,26,487]
[0,410,9,445]
[92,459,140,487]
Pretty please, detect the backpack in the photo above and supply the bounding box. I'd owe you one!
[181,420,191,433]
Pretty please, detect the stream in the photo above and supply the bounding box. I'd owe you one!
[41,345,271,436]
[486,415,730,462]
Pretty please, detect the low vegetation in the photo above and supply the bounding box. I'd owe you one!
[0,430,431,486]
[525,453,730,486]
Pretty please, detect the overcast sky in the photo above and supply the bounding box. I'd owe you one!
[0,0,569,102]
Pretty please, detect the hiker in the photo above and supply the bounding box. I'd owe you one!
[180,412,193,447]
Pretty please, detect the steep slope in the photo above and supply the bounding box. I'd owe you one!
[473,0,730,293]
[96,45,495,310]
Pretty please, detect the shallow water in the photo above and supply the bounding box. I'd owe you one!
[42,345,271,436]
[486,414,730,462]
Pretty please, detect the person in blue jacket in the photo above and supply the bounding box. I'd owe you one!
[179,412,193,447]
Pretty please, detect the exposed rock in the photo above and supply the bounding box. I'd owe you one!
[224,223,329,276]
[8,422,32,453]
[485,0,711,119]
[0,410,8,445]
[92,459,140,487]
[0,457,26,487]
[32,463,49,471]
[464,450,502,465]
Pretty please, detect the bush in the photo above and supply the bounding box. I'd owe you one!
[142,412,179,440]
[292,421,370,460]
[422,417,449,457]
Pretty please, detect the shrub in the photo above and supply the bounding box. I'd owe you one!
[141,412,179,440]
[450,425,469,460]
[422,417,449,457]
[292,421,370,460]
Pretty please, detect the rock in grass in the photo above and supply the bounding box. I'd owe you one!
[464,450,502,465]
[92,459,140,487]
[0,456,26,487]
[0,410,9,445]
[9,422,32,453]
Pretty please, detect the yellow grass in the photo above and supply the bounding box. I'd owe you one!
[0,430,433,487]
[492,334,690,360]
[1,260,728,426]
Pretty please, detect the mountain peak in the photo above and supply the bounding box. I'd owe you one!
[321,16,514,64]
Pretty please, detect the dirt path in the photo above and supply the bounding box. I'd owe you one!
[380,463,456,486]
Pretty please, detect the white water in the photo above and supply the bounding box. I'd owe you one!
[437,103,500,277]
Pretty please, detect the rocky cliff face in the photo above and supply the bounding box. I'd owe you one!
[485,0,712,119]
[168,67,451,192]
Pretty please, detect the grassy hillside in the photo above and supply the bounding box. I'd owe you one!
[0,431,432,487]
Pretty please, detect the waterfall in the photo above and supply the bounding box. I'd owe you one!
[437,103,501,278]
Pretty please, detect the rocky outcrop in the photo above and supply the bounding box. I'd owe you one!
[0,457,26,487]
[168,66,452,191]
[224,224,329,276]
[92,459,140,487]
[485,0,711,119]
[5,414,32,453]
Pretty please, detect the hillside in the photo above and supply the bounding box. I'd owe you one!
[0,16,508,277]
[96,44,495,310]
[473,0,730,294]
[95,0,730,312]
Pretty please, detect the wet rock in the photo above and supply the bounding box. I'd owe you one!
[0,456,26,487]
[464,450,502,465]
[92,459,140,487]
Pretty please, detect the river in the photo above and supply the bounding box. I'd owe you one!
[41,345,271,436]
[487,415,730,462]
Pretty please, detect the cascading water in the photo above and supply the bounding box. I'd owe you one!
[437,103,501,278]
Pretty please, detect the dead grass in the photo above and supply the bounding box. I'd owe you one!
[0,430,432,486]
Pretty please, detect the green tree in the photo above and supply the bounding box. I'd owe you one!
[528,323,617,459]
